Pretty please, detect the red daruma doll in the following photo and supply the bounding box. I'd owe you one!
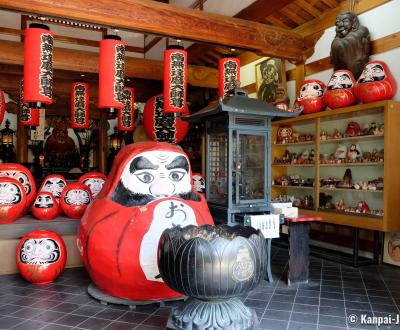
[32,192,60,221]
[355,60,398,103]
[324,70,357,109]
[297,79,326,114]
[17,230,67,284]
[0,177,26,224]
[60,183,92,219]
[78,172,107,198]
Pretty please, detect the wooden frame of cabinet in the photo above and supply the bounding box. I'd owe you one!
[271,100,400,232]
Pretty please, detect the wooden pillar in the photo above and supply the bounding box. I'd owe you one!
[16,121,28,163]
[294,63,305,97]
[97,112,107,174]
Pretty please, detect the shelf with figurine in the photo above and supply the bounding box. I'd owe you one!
[272,194,315,211]
[271,80,398,231]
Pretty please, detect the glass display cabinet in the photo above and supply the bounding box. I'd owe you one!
[185,89,299,224]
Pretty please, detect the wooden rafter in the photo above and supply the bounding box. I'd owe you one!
[0,0,304,61]
[235,0,297,21]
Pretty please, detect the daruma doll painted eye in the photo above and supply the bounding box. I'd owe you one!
[355,61,398,103]
[297,79,326,114]
[60,183,92,219]
[16,230,67,285]
[77,141,214,301]
[32,192,60,221]
[324,70,357,109]
[0,177,26,223]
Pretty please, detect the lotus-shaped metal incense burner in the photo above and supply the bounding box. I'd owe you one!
[158,224,266,330]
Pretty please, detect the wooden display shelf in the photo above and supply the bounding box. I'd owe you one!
[273,141,315,147]
[272,100,400,232]
[272,185,314,189]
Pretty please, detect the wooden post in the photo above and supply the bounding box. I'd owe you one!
[16,121,28,163]
[294,63,305,97]
[97,112,107,174]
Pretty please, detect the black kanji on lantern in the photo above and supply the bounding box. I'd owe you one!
[114,45,125,103]
[154,96,176,143]
[39,34,54,99]
[169,52,185,108]
[223,60,238,95]
[74,85,86,125]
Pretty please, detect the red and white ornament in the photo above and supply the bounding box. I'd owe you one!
[32,192,59,221]
[78,172,107,198]
[98,35,125,115]
[355,61,398,103]
[16,230,67,284]
[77,141,214,301]
[117,87,135,131]
[324,70,357,109]
[143,94,189,144]
[163,45,187,113]
[24,23,54,108]
[0,163,36,211]
[60,182,92,219]
[71,81,89,130]
[192,173,205,194]
[297,79,326,114]
[39,174,67,200]
[218,55,240,98]
[0,177,26,224]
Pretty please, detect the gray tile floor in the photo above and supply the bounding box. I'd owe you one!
[1,247,400,330]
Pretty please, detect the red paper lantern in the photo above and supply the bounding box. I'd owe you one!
[163,45,187,113]
[16,230,67,284]
[355,61,398,103]
[78,172,107,198]
[99,35,125,116]
[71,81,89,130]
[19,79,39,127]
[0,89,5,126]
[324,70,357,109]
[218,55,240,98]
[297,79,326,114]
[117,87,135,131]
[60,182,92,219]
[0,177,26,224]
[23,23,54,108]
[0,163,36,211]
[77,141,214,301]
[143,94,189,144]
[32,192,60,221]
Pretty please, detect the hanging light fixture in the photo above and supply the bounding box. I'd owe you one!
[71,80,90,130]
[118,87,135,132]
[109,127,122,150]
[99,35,125,117]
[19,80,39,128]
[163,43,187,114]
[23,23,54,109]
[0,89,5,126]
[218,53,240,99]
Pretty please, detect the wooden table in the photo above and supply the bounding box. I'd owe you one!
[286,215,322,285]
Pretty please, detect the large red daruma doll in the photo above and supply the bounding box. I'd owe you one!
[0,177,26,224]
[16,230,67,285]
[78,172,107,198]
[324,70,357,109]
[143,95,189,144]
[355,61,398,103]
[0,164,36,211]
[77,141,214,301]
[60,183,92,219]
[297,79,326,114]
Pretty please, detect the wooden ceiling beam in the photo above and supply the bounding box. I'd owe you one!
[0,0,304,61]
[0,39,218,88]
[235,0,297,22]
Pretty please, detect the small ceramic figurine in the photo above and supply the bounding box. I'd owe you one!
[32,192,60,221]
[192,173,206,194]
[297,80,326,114]
[355,60,398,103]
[337,168,352,188]
[60,183,92,219]
[0,177,26,223]
[347,144,361,161]
[334,144,347,159]
[16,230,67,285]
[356,201,370,213]
[324,69,357,109]
[276,125,293,144]
[332,129,342,139]
[336,198,346,211]
[345,121,361,137]
[321,131,328,140]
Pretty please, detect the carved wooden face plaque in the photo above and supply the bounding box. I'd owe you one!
[77,141,214,301]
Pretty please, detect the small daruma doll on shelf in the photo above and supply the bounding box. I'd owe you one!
[192,173,205,194]
[355,60,398,103]
[39,174,67,200]
[297,79,326,114]
[78,172,107,198]
[32,192,60,221]
[60,183,92,219]
[77,141,214,301]
[16,230,67,285]
[324,70,357,109]
[0,177,26,224]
